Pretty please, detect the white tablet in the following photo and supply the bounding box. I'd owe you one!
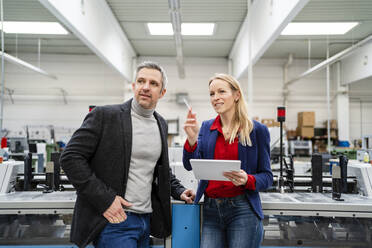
[189,159,241,181]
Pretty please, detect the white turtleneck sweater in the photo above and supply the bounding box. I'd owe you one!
[125,98,162,213]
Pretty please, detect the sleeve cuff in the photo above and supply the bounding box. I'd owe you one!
[245,174,256,190]
[184,140,197,152]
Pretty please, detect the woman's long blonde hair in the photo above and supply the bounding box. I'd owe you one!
[209,73,254,146]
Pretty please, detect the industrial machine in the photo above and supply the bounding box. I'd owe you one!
[289,139,312,156]
[357,134,372,162]
[8,137,28,154]
[1,108,367,247]
[1,147,372,247]
[0,161,23,194]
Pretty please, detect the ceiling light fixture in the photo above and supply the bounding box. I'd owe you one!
[0,21,68,35]
[281,22,359,35]
[181,23,215,36]
[147,23,173,35]
[147,23,215,36]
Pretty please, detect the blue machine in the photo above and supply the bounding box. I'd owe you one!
[171,203,200,248]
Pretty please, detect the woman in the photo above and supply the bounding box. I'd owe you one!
[183,73,273,248]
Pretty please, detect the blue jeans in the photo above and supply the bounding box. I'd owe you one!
[95,212,151,248]
[201,194,263,248]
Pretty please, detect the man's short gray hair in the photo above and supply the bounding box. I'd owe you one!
[135,61,168,90]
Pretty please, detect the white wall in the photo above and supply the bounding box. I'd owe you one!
[137,56,228,145]
[238,59,372,142]
[3,53,126,132]
[349,78,372,141]
[239,58,333,129]
[2,54,372,144]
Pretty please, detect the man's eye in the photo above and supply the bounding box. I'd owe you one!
[210,92,214,96]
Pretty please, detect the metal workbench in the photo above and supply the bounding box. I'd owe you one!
[1,191,372,218]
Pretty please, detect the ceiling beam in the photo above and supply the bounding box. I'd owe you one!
[285,35,372,86]
[229,0,309,79]
[341,39,372,85]
[39,0,136,82]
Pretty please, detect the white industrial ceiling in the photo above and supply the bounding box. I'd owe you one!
[267,0,372,59]
[2,0,372,60]
[106,0,246,57]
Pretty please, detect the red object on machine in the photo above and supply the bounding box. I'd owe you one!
[1,137,7,148]
[277,106,286,122]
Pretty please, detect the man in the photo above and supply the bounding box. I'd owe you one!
[60,61,195,248]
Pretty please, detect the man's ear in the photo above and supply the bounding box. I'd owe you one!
[131,82,136,92]
[159,88,167,99]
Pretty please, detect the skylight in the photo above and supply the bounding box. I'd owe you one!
[147,23,215,36]
[181,23,215,36]
[281,22,359,35]
[147,23,174,35]
[0,21,68,35]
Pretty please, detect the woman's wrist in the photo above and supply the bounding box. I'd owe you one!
[187,138,197,147]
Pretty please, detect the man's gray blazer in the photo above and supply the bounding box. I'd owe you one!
[60,99,186,247]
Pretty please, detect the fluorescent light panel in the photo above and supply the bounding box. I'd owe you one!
[0,21,68,35]
[147,23,173,35]
[147,23,215,36]
[181,23,214,35]
[281,22,358,35]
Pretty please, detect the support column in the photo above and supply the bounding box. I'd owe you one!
[335,62,350,147]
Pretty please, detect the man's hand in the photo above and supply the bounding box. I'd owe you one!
[103,196,132,223]
[180,189,196,204]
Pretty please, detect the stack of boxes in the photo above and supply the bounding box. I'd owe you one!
[297,112,315,138]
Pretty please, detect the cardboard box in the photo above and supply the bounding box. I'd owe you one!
[297,126,314,138]
[261,119,280,127]
[286,130,297,140]
[330,129,338,138]
[324,120,337,129]
[314,140,327,153]
[262,119,274,127]
[272,121,280,127]
[298,112,315,127]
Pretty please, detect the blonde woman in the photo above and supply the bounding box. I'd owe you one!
[183,74,273,248]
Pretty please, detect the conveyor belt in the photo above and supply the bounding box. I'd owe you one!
[261,192,372,218]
